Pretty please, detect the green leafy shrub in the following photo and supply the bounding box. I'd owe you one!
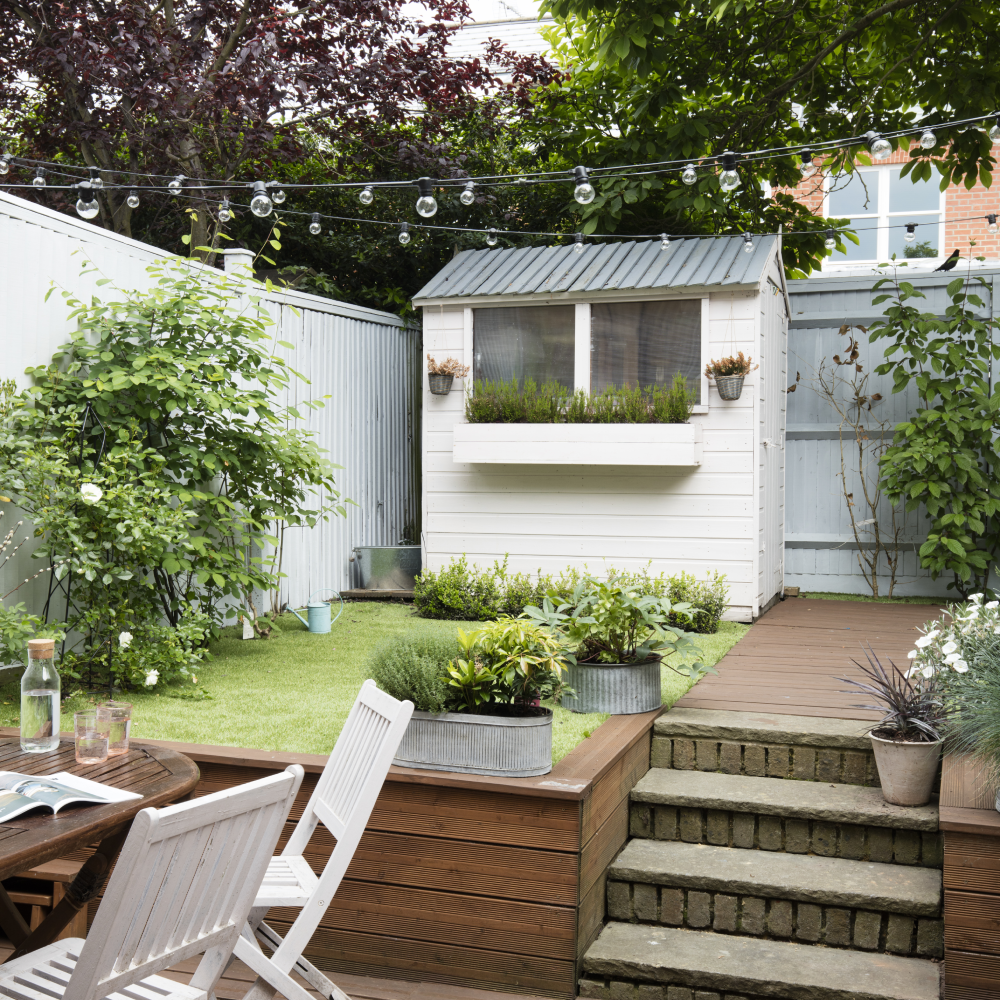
[364,634,458,713]
[0,604,65,667]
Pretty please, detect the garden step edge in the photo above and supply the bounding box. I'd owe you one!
[581,922,940,1000]
[631,768,937,831]
[608,838,942,915]
[654,708,872,750]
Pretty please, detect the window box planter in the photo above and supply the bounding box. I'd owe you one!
[393,707,552,777]
[452,423,702,466]
[561,658,662,715]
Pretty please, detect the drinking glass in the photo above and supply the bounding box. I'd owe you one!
[100,701,132,756]
[74,710,109,765]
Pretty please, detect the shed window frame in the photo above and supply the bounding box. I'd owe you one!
[463,296,710,413]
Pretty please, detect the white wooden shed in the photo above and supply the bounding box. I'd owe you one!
[412,236,789,621]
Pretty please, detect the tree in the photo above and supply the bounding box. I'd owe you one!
[534,0,1000,273]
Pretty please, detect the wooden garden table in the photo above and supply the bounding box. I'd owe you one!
[0,736,199,961]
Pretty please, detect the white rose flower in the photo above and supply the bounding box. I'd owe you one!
[915,634,936,649]
[119,631,133,649]
[954,660,970,673]
[907,649,918,659]
[79,483,103,504]
[942,640,959,655]
[921,665,935,678]
[144,669,159,687]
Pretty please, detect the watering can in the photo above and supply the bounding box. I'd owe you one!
[289,589,344,634]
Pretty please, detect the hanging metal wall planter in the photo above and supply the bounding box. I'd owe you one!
[714,374,746,400]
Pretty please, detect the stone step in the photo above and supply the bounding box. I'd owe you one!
[652,708,880,786]
[606,839,942,957]
[629,769,941,867]
[580,922,940,1000]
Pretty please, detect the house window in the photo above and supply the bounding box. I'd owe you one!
[473,305,575,390]
[590,300,703,400]
[824,166,943,265]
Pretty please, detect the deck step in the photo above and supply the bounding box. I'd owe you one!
[606,839,942,956]
[629,770,941,866]
[652,708,879,786]
[580,922,941,1000]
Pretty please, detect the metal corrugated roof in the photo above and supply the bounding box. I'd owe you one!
[412,235,777,302]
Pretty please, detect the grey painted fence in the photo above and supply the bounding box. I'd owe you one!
[784,265,999,597]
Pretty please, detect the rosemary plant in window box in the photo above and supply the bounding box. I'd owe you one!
[524,576,712,714]
[427,354,469,395]
[705,352,758,401]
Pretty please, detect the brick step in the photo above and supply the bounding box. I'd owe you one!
[629,770,940,866]
[653,709,879,786]
[606,839,942,957]
[580,923,940,1000]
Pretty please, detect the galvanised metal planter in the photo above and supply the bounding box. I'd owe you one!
[713,374,745,400]
[428,373,454,395]
[393,708,552,777]
[561,658,662,715]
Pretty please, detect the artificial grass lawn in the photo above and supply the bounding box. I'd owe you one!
[0,605,749,764]
[799,591,943,605]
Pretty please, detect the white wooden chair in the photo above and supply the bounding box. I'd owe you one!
[234,680,414,1000]
[0,764,305,1000]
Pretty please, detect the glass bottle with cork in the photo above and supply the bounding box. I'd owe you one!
[21,638,60,753]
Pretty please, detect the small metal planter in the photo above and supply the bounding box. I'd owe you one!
[561,658,662,715]
[394,708,552,776]
[428,373,454,395]
[713,374,745,400]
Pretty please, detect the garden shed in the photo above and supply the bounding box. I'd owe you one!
[413,236,789,622]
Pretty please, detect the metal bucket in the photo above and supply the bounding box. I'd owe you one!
[714,374,745,400]
[428,373,454,395]
[354,545,422,590]
[561,659,662,714]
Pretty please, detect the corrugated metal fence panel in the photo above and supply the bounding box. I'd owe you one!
[784,267,998,597]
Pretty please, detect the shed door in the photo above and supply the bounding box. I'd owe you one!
[761,280,787,608]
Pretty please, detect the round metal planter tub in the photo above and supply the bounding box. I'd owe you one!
[393,708,553,777]
[561,658,662,715]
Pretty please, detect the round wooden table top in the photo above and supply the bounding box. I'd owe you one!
[0,737,200,880]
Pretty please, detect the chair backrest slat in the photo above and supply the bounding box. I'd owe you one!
[65,765,303,1000]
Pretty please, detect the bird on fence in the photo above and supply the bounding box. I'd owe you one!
[934,249,961,271]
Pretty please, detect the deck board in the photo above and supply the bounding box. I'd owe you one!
[676,597,944,719]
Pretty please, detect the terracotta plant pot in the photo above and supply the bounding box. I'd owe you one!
[869,732,941,806]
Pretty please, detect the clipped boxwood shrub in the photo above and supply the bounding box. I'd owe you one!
[364,634,458,713]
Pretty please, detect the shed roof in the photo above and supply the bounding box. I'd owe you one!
[412,235,778,303]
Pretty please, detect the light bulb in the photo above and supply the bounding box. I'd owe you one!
[573,165,595,204]
[866,132,891,160]
[0,154,9,175]
[272,188,286,205]
[742,232,754,253]
[127,189,140,209]
[89,167,103,190]
[75,186,99,219]
[919,129,936,150]
[989,113,1000,143]
[719,151,740,192]
[218,198,231,223]
[573,232,585,254]
[905,224,916,242]
[460,181,476,206]
[486,228,498,246]
[824,229,837,250]
[309,212,322,235]
[398,222,411,245]
[681,163,698,186]
[988,214,998,235]
[799,149,815,177]
[660,233,670,250]
[250,181,273,217]
[168,174,184,195]
[32,168,45,188]
[415,177,438,218]
[359,185,374,205]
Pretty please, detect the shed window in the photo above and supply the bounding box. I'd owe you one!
[590,300,702,399]
[473,305,575,390]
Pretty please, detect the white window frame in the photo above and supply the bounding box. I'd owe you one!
[465,296,710,411]
[821,164,946,268]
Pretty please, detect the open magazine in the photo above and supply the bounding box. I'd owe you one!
[0,771,142,823]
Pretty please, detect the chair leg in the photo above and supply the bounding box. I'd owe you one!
[253,922,352,1000]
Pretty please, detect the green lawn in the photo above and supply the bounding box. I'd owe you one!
[0,605,749,764]
[799,592,943,605]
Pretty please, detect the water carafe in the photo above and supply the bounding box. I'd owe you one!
[21,638,60,753]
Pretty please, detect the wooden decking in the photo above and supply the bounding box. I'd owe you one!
[674,597,944,721]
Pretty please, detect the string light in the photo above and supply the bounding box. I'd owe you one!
[681,163,698,186]
[272,186,286,205]
[573,232,585,254]
[573,166,596,204]
[486,228,498,246]
[799,149,815,176]
[168,174,184,195]
[249,181,273,217]
[660,233,670,250]
[75,183,99,219]
[0,154,9,175]
[359,185,374,205]
[127,189,140,209]
[398,222,411,245]
[905,223,917,242]
[990,113,1000,143]
[865,131,892,160]
[742,232,754,253]
[218,197,231,222]
[309,212,322,235]
[32,167,45,188]
[88,167,103,190]
[719,152,740,192]
[824,229,837,249]
[460,181,476,206]
[988,214,998,235]
[415,178,438,218]
[919,130,937,150]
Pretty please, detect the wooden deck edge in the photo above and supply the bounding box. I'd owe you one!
[940,805,1000,835]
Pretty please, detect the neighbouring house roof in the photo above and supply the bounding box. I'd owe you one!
[412,235,779,303]
[446,15,555,63]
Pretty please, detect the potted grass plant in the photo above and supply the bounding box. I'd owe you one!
[523,575,710,714]
[704,352,758,400]
[841,646,944,806]
[427,354,470,395]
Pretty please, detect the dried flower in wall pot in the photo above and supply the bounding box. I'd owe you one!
[705,353,758,400]
[427,354,470,395]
